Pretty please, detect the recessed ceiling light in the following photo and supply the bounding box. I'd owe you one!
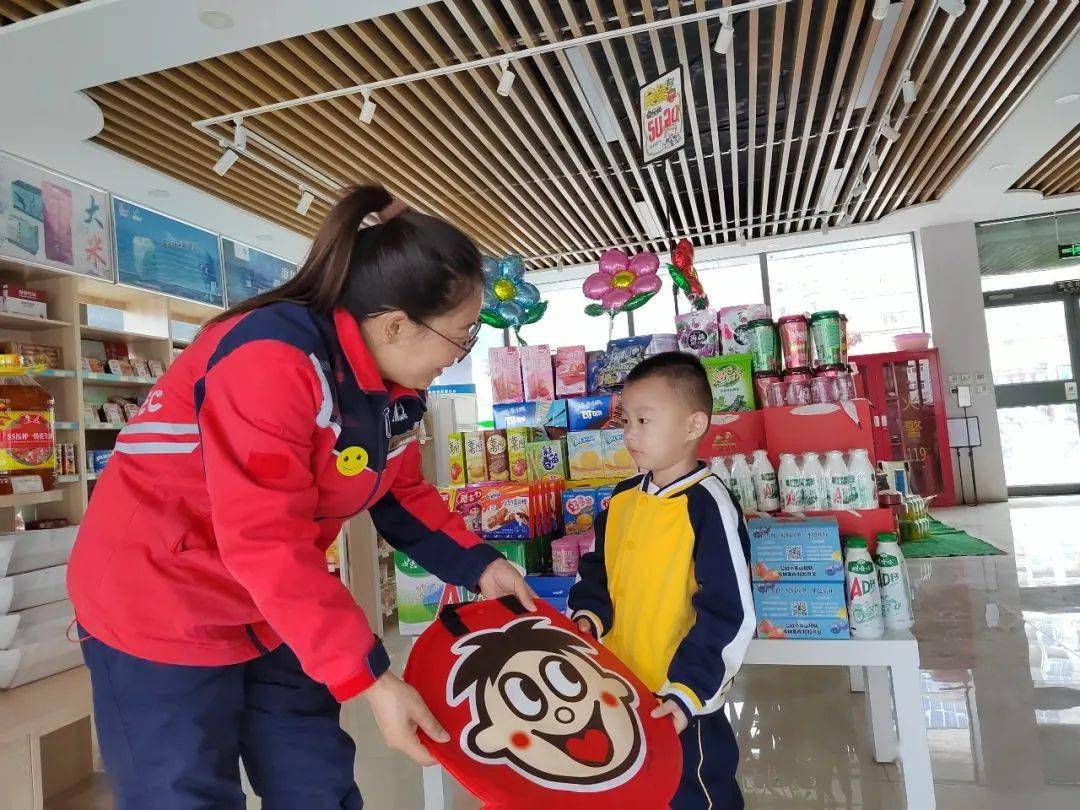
[1054,93,1079,105]
[989,163,1012,172]
[147,189,169,198]
[255,234,273,242]
[199,10,233,30]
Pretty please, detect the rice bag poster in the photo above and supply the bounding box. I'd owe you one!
[639,67,684,164]
[0,151,113,279]
[113,197,223,306]
[221,238,297,306]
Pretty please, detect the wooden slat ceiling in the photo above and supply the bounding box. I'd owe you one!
[81,0,1080,267]
[1011,122,1080,198]
[0,0,82,26]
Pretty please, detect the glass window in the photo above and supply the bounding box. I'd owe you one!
[984,301,1073,385]
[630,270,677,337]
[432,321,506,425]
[516,281,629,350]
[998,404,1080,487]
[978,210,1080,292]
[766,234,923,355]
[697,256,766,308]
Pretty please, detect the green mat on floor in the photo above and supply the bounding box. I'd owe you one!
[899,518,1006,558]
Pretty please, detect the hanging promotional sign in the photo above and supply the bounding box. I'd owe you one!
[0,151,113,280]
[639,67,684,164]
[221,237,297,306]
[113,197,224,307]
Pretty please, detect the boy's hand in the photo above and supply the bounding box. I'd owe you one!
[576,618,597,638]
[651,699,689,734]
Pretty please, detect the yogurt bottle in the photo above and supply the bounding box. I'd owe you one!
[849,448,878,509]
[874,533,914,630]
[778,453,803,514]
[825,450,856,509]
[730,453,757,512]
[710,456,731,487]
[844,536,885,638]
[801,452,831,511]
[751,449,780,512]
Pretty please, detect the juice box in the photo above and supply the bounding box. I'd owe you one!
[702,354,757,413]
[562,487,597,534]
[519,344,555,401]
[747,516,844,581]
[506,426,532,482]
[602,429,637,478]
[526,439,568,481]
[596,484,615,512]
[480,484,531,540]
[566,431,604,480]
[567,395,617,431]
[446,432,466,486]
[463,431,488,483]
[488,346,524,404]
[493,400,568,437]
[483,429,510,481]
[555,345,587,397]
[751,581,848,621]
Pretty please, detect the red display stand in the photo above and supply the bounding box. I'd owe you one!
[803,508,898,554]
[697,410,766,459]
[762,400,877,468]
[851,349,956,506]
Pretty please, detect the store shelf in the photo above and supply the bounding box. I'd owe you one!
[29,368,76,379]
[172,337,191,348]
[84,422,122,431]
[80,372,156,388]
[78,323,168,344]
[85,472,100,482]
[0,312,72,332]
[0,490,63,508]
[54,421,80,431]
[55,474,81,484]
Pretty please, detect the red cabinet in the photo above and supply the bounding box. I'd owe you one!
[851,348,957,506]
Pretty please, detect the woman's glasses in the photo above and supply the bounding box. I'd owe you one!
[420,320,482,363]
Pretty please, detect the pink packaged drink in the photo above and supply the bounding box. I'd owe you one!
[519,344,555,401]
[577,529,596,557]
[778,314,811,369]
[551,535,581,575]
[753,371,785,408]
[783,367,813,406]
[676,309,719,357]
[810,372,838,404]
[488,346,524,404]
[554,345,587,397]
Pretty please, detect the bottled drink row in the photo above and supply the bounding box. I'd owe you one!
[710,449,878,514]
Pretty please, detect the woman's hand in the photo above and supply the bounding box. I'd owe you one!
[477,558,537,611]
[364,672,448,766]
[651,698,689,734]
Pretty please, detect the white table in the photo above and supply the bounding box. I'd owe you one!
[420,629,933,809]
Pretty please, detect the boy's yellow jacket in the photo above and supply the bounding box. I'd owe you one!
[568,463,755,718]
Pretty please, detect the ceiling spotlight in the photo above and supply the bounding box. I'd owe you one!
[737,228,748,246]
[233,119,247,150]
[822,220,831,236]
[938,0,965,18]
[497,60,516,97]
[296,188,315,216]
[872,0,891,21]
[1054,93,1079,105]
[359,89,376,124]
[901,71,917,104]
[198,10,234,29]
[881,122,901,143]
[868,152,881,173]
[714,15,734,55]
[838,209,852,226]
[212,147,239,176]
[852,179,867,197]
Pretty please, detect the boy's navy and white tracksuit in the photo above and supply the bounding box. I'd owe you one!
[68,302,501,808]
[568,464,756,809]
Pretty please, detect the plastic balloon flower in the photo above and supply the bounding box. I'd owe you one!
[479,254,547,330]
[583,249,662,316]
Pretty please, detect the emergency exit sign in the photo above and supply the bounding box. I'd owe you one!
[1060,243,1080,259]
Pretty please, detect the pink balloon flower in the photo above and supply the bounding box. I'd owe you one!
[583,249,662,313]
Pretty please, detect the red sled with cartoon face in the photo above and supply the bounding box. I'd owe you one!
[403,597,682,809]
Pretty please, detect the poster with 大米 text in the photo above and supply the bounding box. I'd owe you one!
[222,238,297,306]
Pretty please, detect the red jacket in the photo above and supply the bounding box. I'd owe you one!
[68,303,499,701]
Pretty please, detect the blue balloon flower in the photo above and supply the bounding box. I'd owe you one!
[498,299,525,327]
[498,254,526,282]
[513,281,541,308]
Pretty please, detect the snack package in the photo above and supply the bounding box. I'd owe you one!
[566,431,604,480]
[518,344,554,401]
[483,429,510,482]
[675,309,720,357]
[702,354,757,413]
[594,336,650,393]
[645,333,678,356]
[447,432,466,486]
[463,431,489,483]
[718,304,769,355]
[0,342,62,369]
[505,426,532,482]
[130,358,150,378]
[602,429,637,478]
[480,484,531,540]
[455,485,489,534]
[102,402,125,426]
[148,360,165,378]
[493,400,568,438]
[586,350,606,395]
[526,439,568,481]
[597,484,615,513]
[566,394,619,431]
[488,346,524,404]
[562,487,598,535]
[554,345,587,397]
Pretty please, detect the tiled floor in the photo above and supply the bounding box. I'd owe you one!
[51,497,1080,809]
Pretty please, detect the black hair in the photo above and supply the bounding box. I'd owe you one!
[209,185,482,325]
[451,618,593,702]
[625,351,713,416]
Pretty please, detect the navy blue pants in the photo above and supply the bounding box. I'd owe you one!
[672,710,744,809]
[79,628,362,809]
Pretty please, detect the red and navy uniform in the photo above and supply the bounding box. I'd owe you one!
[69,302,500,700]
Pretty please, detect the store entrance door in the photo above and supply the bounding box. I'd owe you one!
[984,283,1080,494]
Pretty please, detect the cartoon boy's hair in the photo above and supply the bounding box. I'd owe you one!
[451,618,593,702]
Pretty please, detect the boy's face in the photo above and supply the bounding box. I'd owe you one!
[620,376,709,473]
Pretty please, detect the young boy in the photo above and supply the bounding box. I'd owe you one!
[568,351,755,809]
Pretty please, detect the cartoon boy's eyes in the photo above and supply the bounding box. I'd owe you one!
[540,656,586,702]
[499,673,547,720]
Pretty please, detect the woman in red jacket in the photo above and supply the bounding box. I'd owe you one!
[68,185,535,809]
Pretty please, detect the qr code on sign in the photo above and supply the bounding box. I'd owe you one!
[792,601,809,617]
[785,545,803,561]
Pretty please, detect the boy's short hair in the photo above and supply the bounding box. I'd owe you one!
[625,351,713,415]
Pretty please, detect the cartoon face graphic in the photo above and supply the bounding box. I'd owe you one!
[448,617,644,791]
[335,445,368,477]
